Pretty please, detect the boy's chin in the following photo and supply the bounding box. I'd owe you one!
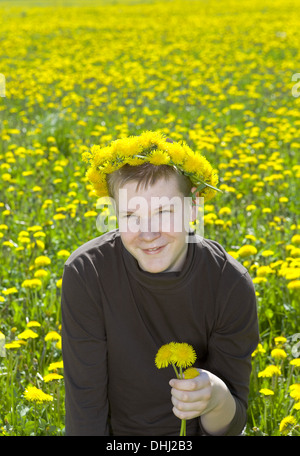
[138,259,170,273]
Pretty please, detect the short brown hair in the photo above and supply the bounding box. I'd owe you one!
[106,162,193,202]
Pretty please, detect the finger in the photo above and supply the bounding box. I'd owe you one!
[171,394,208,412]
[172,406,202,421]
[169,371,209,392]
[172,397,210,420]
[171,385,211,408]
[171,386,203,403]
[169,378,199,391]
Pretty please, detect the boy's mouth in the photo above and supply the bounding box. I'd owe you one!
[142,245,166,255]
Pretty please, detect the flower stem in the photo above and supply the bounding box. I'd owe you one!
[173,364,186,437]
[172,363,180,379]
[180,419,186,436]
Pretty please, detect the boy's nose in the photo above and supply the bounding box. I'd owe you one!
[138,220,161,241]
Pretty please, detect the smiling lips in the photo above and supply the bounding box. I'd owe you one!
[142,245,166,254]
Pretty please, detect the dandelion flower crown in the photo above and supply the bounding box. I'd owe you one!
[82,131,220,201]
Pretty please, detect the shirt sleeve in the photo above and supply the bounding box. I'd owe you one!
[201,263,259,436]
[61,262,109,436]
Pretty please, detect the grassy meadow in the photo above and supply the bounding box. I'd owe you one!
[0,0,299,436]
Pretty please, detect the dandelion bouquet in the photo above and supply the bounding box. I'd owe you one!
[155,342,199,436]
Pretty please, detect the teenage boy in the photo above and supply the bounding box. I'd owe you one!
[61,132,259,436]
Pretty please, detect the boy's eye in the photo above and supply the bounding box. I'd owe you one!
[159,208,172,213]
[124,209,170,217]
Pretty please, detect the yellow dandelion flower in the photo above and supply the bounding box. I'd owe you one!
[53,213,66,220]
[2,287,18,296]
[167,143,186,164]
[86,167,102,184]
[290,359,300,367]
[111,137,140,157]
[136,130,162,150]
[34,239,45,250]
[288,280,300,290]
[290,384,300,401]
[256,266,273,277]
[84,210,98,217]
[23,386,53,404]
[218,207,231,216]
[48,360,64,371]
[259,388,274,396]
[251,343,266,357]
[33,231,46,238]
[123,156,145,167]
[291,234,300,245]
[183,367,200,379]
[237,245,258,258]
[56,338,62,350]
[44,331,61,342]
[26,321,41,328]
[34,269,49,279]
[253,277,267,284]
[155,343,175,369]
[57,250,70,258]
[148,149,171,166]
[291,247,300,257]
[21,278,42,289]
[183,150,205,175]
[171,343,197,369]
[284,269,300,280]
[17,329,38,340]
[34,255,51,267]
[271,348,287,360]
[274,336,287,346]
[261,250,274,257]
[94,149,115,169]
[5,341,21,350]
[258,365,281,378]
[82,150,93,163]
[28,225,43,232]
[293,402,300,410]
[43,373,63,382]
[100,161,119,175]
[262,207,271,214]
[228,251,239,259]
[279,416,297,435]
[279,196,289,203]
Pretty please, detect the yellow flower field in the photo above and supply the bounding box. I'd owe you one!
[0,0,299,436]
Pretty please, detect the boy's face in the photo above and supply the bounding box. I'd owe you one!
[116,175,195,273]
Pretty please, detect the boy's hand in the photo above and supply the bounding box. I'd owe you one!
[169,369,236,434]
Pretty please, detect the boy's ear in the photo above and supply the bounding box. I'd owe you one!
[190,186,199,222]
[190,186,199,204]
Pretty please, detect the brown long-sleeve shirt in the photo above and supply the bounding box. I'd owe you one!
[61,229,259,436]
